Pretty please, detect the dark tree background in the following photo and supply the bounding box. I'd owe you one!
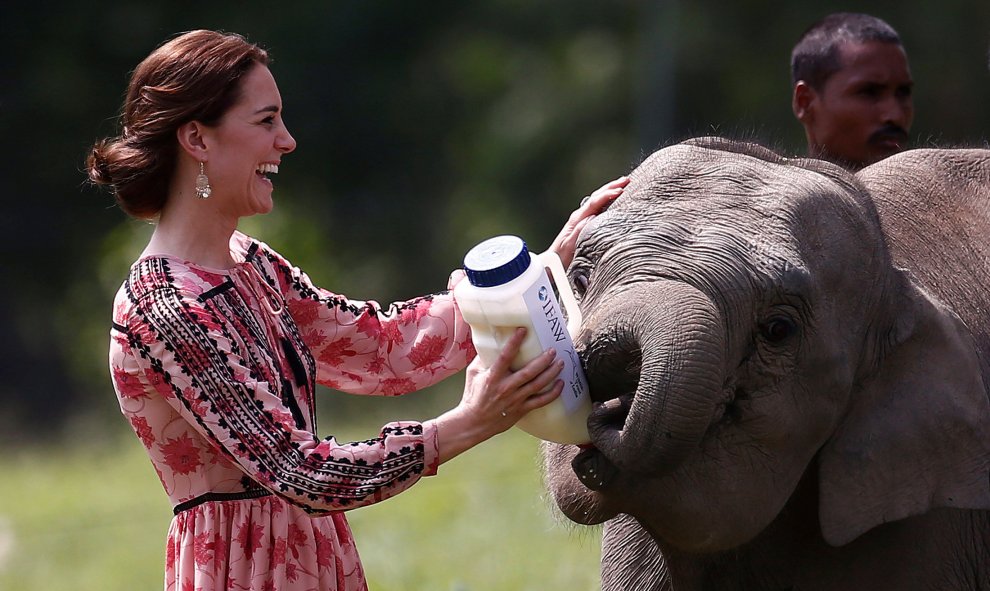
[1,1,987,444]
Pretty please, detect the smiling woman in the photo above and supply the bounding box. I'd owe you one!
[118,60,298,269]
[84,29,622,591]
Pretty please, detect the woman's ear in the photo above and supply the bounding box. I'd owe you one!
[818,272,990,547]
[176,121,209,162]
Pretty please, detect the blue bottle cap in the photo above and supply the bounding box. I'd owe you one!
[463,235,530,287]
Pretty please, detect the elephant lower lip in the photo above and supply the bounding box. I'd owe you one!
[571,446,618,491]
[544,443,617,525]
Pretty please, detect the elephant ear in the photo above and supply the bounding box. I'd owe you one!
[818,272,990,547]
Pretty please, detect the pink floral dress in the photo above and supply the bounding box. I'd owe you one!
[109,232,474,591]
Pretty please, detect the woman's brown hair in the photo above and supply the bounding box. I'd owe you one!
[87,30,269,219]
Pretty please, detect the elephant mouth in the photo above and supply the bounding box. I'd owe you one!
[572,391,634,491]
[571,443,621,491]
[555,282,726,524]
[571,337,641,491]
[582,331,642,408]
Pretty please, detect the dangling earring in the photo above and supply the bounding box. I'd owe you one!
[195,161,212,199]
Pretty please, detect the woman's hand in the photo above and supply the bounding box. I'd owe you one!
[428,327,564,465]
[447,268,467,290]
[549,176,629,268]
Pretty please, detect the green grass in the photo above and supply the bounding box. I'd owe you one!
[0,425,601,590]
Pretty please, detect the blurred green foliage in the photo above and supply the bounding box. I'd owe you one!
[1,1,988,445]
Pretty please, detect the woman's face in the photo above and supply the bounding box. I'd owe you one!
[203,62,297,217]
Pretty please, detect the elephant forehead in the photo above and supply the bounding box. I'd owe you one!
[601,149,879,270]
[594,201,802,274]
[580,215,848,330]
[621,141,859,212]
[597,216,790,261]
[602,211,867,302]
[579,140,887,299]
[623,165,821,211]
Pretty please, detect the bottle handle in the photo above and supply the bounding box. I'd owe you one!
[540,251,583,337]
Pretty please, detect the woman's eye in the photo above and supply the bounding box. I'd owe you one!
[759,316,797,343]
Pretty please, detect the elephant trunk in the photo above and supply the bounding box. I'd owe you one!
[586,281,725,474]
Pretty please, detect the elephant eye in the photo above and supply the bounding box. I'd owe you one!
[759,316,798,343]
[572,270,590,296]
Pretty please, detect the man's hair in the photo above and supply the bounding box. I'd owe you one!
[791,13,902,90]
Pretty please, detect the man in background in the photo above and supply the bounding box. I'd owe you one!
[790,13,914,170]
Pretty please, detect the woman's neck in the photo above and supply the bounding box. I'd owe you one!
[143,192,240,270]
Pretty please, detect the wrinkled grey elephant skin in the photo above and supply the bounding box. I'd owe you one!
[542,138,990,591]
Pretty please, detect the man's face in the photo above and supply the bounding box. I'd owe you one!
[795,40,914,169]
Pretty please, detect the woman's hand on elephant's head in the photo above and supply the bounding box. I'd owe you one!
[549,176,628,269]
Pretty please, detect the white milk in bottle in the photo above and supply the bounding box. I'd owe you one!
[453,235,591,444]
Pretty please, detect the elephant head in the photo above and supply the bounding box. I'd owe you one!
[543,138,990,553]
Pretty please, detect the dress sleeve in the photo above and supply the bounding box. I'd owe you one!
[122,285,442,514]
[263,246,476,395]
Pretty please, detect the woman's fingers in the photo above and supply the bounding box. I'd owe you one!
[447,268,467,290]
[435,332,565,462]
[489,327,528,376]
[518,366,564,413]
[499,353,563,420]
[579,176,628,210]
[551,175,629,268]
[519,356,564,399]
[520,379,564,413]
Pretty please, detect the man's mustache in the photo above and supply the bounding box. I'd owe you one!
[868,124,909,145]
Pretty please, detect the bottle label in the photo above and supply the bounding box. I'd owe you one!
[522,272,589,413]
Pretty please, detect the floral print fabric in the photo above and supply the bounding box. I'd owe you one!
[109,232,474,590]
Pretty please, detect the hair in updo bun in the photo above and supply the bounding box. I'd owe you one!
[86,29,268,219]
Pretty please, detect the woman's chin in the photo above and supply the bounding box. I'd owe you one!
[248,193,274,216]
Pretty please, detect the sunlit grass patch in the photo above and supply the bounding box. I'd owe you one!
[0,425,599,591]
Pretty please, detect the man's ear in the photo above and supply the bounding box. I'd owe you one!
[176,121,209,162]
[792,81,816,122]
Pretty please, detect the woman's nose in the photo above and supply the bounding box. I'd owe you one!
[277,126,297,153]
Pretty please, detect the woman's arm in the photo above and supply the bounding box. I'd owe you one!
[118,286,447,513]
[259,245,475,395]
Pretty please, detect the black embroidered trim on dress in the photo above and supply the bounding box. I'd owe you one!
[198,279,235,301]
[172,489,273,514]
[245,241,260,261]
[116,240,431,513]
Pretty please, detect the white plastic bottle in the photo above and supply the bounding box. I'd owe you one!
[453,235,592,444]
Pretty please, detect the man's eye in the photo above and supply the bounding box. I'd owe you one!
[858,86,882,98]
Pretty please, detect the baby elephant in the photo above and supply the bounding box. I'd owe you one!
[543,138,990,590]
